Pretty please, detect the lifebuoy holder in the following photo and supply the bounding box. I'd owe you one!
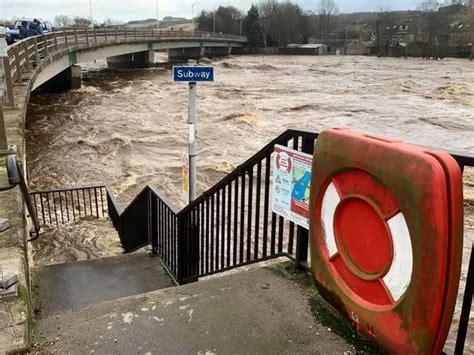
[310,128,463,354]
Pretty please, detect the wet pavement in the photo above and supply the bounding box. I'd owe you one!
[32,251,174,318]
[30,261,378,354]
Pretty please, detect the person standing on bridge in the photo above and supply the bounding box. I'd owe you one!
[18,21,28,40]
[27,20,42,37]
[33,19,43,35]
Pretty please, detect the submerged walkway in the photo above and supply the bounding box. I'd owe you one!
[30,261,378,354]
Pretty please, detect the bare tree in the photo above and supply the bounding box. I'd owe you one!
[451,0,474,5]
[54,15,73,28]
[418,0,442,58]
[316,0,339,38]
[258,0,278,47]
[374,7,395,56]
[73,17,92,28]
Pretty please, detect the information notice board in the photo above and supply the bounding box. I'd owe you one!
[271,145,313,229]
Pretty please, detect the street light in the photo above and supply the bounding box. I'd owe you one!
[192,3,195,31]
[156,0,159,30]
[89,0,94,27]
[213,9,216,36]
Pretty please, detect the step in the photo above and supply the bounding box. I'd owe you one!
[32,252,175,318]
[31,261,379,354]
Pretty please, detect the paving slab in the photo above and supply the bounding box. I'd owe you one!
[32,252,175,318]
[31,261,379,354]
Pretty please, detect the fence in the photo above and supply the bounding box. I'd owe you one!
[30,185,107,226]
[1,28,246,107]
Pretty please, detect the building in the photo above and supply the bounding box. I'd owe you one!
[308,38,346,55]
[346,40,374,55]
[283,44,328,55]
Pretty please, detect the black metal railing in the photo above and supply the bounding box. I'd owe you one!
[30,185,107,226]
[455,243,473,354]
[174,129,317,282]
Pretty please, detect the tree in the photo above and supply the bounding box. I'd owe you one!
[258,0,278,47]
[197,6,242,35]
[73,17,92,28]
[316,0,339,38]
[197,10,213,32]
[215,6,243,35]
[374,7,395,56]
[54,15,73,28]
[418,0,443,58]
[100,18,124,27]
[270,2,310,46]
[242,5,262,47]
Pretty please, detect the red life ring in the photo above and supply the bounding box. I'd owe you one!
[310,128,463,354]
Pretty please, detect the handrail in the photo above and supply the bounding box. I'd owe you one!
[0,28,247,106]
[178,129,318,216]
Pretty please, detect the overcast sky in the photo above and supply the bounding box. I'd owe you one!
[0,0,431,23]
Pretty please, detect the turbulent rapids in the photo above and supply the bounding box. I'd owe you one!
[24,54,473,350]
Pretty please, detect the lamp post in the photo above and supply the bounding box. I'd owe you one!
[192,3,195,30]
[89,0,94,27]
[213,10,216,36]
[156,0,159,30]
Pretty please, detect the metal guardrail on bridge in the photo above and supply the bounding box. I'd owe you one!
[0,28,247,106]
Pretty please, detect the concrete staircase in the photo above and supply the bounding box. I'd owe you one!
[29,259,379,354]
[31,252,174,319]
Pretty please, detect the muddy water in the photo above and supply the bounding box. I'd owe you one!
[25,55,473,349]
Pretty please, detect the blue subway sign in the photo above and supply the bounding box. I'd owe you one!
[173,66,214,82]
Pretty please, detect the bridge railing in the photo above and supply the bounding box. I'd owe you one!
[0,28,247,107]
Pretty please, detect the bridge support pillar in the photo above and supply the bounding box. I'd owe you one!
[106,51,154,69]
[38,64,81,92]
[168,47,205,62]
[204,46,232,58]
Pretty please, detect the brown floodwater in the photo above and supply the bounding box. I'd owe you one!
[25,55,473,350]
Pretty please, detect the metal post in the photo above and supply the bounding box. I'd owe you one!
[89,0,94,27]
[188,81,197,203]
[454,243,473,354]
[213,11,216,36]
[295,136,315,270]
[156,0,160,30]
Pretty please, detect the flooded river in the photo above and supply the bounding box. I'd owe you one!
[25,55,473,349]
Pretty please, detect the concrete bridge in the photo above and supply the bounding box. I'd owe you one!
[1,28,246,106]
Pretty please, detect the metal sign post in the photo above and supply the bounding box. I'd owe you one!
[188,80,197,201]
[173,63,214,203]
